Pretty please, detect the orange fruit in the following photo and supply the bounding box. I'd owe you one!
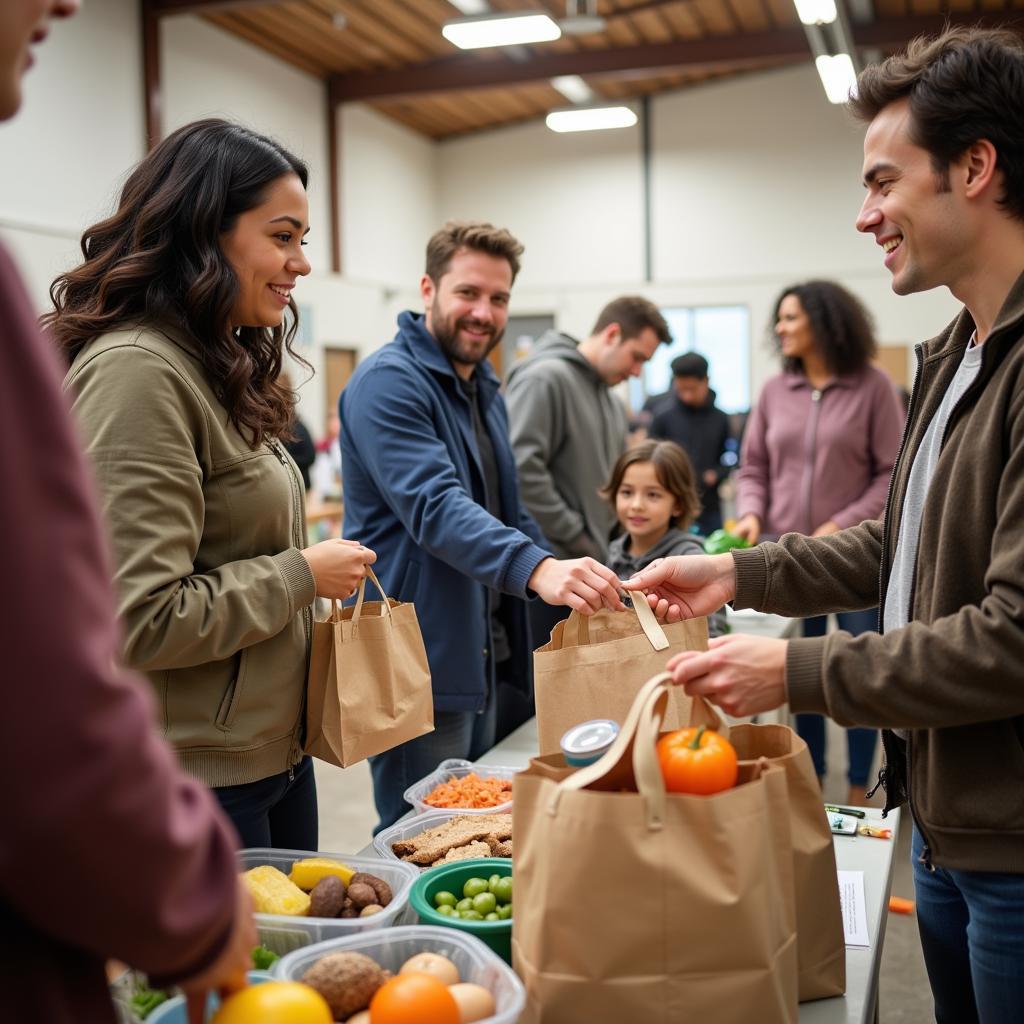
[210,980,333,1024]
[369,972,460,1024]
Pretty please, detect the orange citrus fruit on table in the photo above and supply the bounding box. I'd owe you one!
[370,972,461,1024]
[210,980,333,1023]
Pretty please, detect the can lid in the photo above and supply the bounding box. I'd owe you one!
[560,719,620,757]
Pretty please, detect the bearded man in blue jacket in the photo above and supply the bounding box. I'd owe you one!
[340,221,624,830]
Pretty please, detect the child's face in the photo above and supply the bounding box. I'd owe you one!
[616,461,681,543]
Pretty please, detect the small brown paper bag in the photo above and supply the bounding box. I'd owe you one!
[533,594,707,754]
[304,566,433,768]
[513,673,799,1023]
[729,723,846,1001]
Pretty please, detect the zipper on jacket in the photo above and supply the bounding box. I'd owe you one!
[875,339,993,870]
[801,388,824,533]
[271,438,313,768]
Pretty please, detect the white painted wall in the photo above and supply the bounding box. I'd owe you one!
[339,104,438,288]
[437,65,960,395]
[162,15,331,274]
[0,0,143,305]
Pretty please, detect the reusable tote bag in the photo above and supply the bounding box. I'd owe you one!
[304,566,433,768]
[513,672,799,1024]
[729,722,846,1001]
[533,594,707,754]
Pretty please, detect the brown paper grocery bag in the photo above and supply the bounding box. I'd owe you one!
[304,566,433,768]
[533,594,707,754]
[729,723,846,1001]
[513,673,799,1024]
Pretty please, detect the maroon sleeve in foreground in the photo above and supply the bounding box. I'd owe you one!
[0,244,238,981]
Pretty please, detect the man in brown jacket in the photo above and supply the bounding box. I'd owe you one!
[1,3,255,1021]
[625,28,1024,1024]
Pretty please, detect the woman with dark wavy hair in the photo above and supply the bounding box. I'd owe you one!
[52,119,376,849]
[734,280,904,805]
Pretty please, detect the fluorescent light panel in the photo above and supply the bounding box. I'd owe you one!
[442,13,561,49]
[546,105,638,133]
[550,74,595,104]
[794,0,837,24]
[448,0,489,13]
[815,53,857,104]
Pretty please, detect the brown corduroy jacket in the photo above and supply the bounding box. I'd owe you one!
[733,269,1024,873]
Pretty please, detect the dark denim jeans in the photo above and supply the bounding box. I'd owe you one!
[213,755,318,851]
[912,826,1024,1023]
[369,699,497,834]
[795,608,880,787]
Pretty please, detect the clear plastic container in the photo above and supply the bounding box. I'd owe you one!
[372,808,513,868]
[273,924,525,1024]
[403,757,518,815]
[240,848,419,957]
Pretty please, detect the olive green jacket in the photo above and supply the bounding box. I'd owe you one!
[66,325,317,787]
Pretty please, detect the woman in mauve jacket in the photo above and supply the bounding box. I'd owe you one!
[51,120,376,849]
[735,280,905,805]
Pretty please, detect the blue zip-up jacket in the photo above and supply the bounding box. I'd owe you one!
[339,311,551,713]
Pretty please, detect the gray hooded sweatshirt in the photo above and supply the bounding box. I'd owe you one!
[506,331,629,560]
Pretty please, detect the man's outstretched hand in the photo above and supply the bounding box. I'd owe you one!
[620,553,737,622]
[529,557,626,614]
[666,634,788,718]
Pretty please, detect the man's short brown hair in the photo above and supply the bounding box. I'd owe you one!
[849,27,1024,221]
[425,220,525,284]
[592,295,671,345]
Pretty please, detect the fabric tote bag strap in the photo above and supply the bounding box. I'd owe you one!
[561,594,670,651]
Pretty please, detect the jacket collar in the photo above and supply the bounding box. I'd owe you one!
[922,267,1024,362]
[782,369,859,391]
[397,310,501,400]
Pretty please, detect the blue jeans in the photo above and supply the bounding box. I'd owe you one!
[912,826,1024,1022]
[213,755,318,850]
[369,699,497,834]
[795,609,879,788]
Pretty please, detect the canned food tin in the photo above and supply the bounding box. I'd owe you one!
[559,719,620,767]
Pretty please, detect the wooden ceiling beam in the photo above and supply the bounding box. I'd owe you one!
[329,10,1024,103]
[152,0,289,13]
[330,27,812,102]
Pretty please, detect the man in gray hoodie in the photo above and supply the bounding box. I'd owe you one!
[506,296,669,646]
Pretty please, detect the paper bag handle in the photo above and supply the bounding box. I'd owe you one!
[548,672,730,830]
[548,672,672,829]
[562,595,669,652]
[330,565,393,628]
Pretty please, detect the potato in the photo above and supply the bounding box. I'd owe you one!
[309,875,346,918]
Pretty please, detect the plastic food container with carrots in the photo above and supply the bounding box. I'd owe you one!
[403,758,518,815]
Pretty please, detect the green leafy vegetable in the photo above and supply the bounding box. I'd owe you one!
[251,944,280,970]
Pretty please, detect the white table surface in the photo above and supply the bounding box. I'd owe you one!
[475,716,899,1024]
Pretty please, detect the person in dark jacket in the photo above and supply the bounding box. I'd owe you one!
[0,3,254,1020]
[626,29,1024,1023]
[340,221,624,830]
[280,371,317,491]
[648,352,732,536]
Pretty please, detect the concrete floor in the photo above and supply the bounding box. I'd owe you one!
[313,717,934,1022]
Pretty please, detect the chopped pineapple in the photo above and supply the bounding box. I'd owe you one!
[288,856,356,891]
[242,865,311,916]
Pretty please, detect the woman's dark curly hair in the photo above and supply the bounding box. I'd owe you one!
[45,119,309,446]
[772,280,877,377]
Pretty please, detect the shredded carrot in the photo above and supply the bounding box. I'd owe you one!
[423,772,513,809]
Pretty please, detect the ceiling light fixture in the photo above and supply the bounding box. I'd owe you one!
[442,12,561,49]
[546,104,638,133]
[447,0,489,13]
[550,74,595,104]
[815,53,857,103]
[793,0,837,25]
